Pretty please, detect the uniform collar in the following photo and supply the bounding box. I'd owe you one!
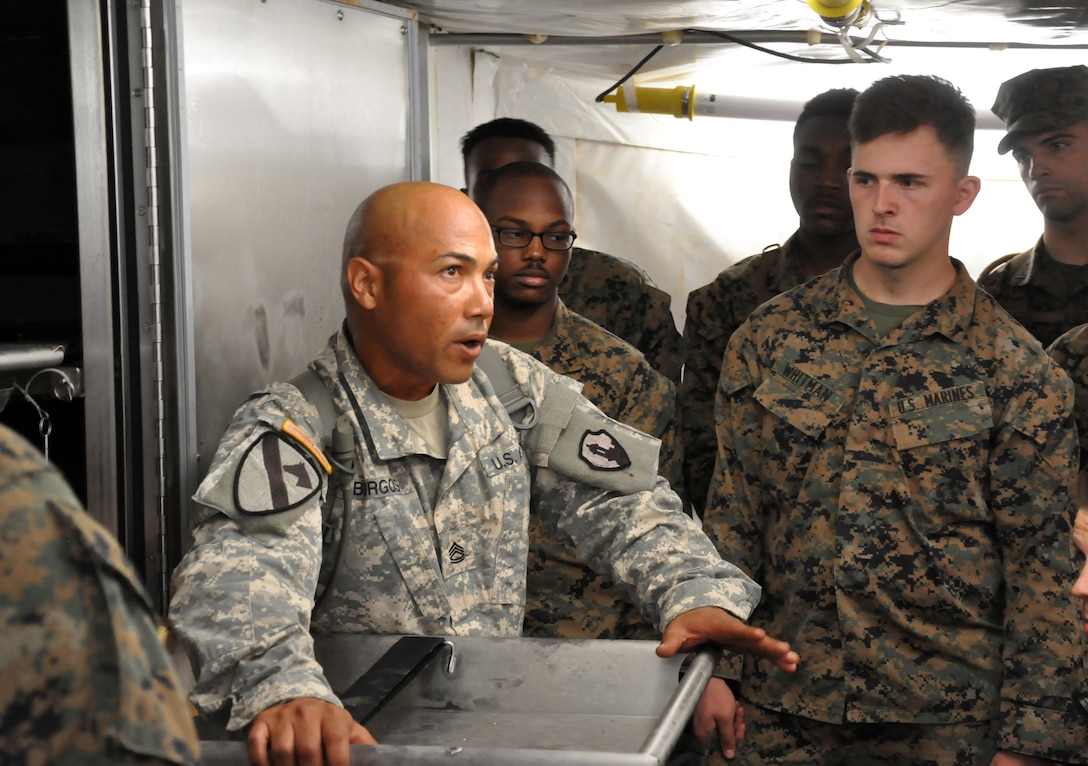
[332,328,512,462]
[813,251,979,346]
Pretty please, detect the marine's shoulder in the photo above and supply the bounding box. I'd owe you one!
[562,308,649,360]
[689,246,786,305]
[968,290,1063,378]
[1049,323,1088,365]
[977,249,1030,286]
[0,426,148,610]
[570,247,654,286]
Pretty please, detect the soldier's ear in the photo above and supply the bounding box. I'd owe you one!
[346,257,382,310]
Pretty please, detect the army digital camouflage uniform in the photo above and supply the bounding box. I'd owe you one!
[559,247,685,384]
[509,299,683,640]
[680,235,811,514]
[978,238,1088,348]
[703,253,1087,763]
[0,424,200,766]
[170,328,761,733]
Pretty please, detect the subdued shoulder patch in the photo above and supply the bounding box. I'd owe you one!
[233,431,322,516]
[578,429,632,471]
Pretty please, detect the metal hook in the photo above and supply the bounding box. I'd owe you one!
[14,382,52,460]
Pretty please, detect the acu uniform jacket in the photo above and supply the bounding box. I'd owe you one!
[170,328,760,732]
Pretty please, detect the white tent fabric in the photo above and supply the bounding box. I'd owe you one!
[414,1,1088,327]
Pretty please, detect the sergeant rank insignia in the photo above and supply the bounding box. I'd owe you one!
[578,429,632,471]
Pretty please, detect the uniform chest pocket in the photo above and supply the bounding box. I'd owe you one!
[888,392,993,535]
[752,371,841,500]
[754,368,840,439]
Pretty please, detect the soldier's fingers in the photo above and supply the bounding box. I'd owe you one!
[247,720,273,766]
[321,712,355,766]
[267,722,297,766]
[350,722,378,746]
[717,714,737,759]
[292,714,327,766]
[734,705,746,744]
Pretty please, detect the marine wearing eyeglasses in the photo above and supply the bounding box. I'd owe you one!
[460,117,685,383]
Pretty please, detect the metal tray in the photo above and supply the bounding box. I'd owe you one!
[200,634,716,765]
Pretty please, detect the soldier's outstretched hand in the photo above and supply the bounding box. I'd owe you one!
[248,697,376,766]
[657,606,799,672]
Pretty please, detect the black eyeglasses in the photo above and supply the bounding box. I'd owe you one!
[491,226,577,251]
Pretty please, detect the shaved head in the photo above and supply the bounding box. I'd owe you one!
[339,182,498,398]
[341,182,492,308]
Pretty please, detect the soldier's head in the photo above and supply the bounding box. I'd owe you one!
[847,76,980,273]
[992,66,1088,224]
[850,75,975,177]
[472,162,575,317]
[461,118,556,198]
[341,182,497,400]
[790,88,858,238]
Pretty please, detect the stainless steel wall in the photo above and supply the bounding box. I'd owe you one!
[176,0,421,506]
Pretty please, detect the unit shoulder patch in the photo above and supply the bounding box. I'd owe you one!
[233,431,323,516]
[578,429,632,471]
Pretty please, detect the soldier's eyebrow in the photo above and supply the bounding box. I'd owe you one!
[433,252,478,266]
[1041,130,1077,144]
[494,215,571,228]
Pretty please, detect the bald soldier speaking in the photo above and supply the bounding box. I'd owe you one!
[169,182,797,766]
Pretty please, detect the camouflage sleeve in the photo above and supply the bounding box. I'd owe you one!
[530,468,760,632]
[169,384,339,732]
[0,426,200,765]
[989,358,1088,760]
[700,324,766,680]
[609,357,687,510]
[638,285,685,385]
[1047,325,1088,479]
[680,285,736,515]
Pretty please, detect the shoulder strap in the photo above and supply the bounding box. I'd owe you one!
[289,369,337,448]
[475,345,538,429]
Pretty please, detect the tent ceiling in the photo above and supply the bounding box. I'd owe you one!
[383,0,1088,44]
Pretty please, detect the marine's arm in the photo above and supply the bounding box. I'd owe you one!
[701,323,772,706]
[988,358,1088,762]
[613,356,688,510]
[680,284,738,515]
[638,284,685,384]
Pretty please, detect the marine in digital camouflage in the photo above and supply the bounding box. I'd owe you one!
[560,247,685,384]
[977,240,1088,348]
[509,299,684,640]
[680,236,810,514]
[458,119,684,384]
[170,328,760,732]
[0,424,200,766]
[707,704,1002,766]
[1047,323,1088,476]
[980,65,1088,348]
[702,253,1088,763]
